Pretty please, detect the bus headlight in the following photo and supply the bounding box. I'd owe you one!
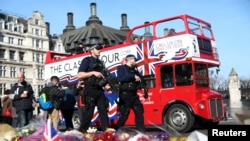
[199,103,205,110]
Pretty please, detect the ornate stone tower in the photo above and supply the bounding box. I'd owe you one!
[228,68,242,108]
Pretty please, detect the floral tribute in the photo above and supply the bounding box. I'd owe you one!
[3,117,188,141]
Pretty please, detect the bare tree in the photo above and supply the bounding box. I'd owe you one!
[240,77,250,88]
[209,70,227,90]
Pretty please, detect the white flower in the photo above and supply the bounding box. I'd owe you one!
[87,127,97,133]
[22,129,29,133]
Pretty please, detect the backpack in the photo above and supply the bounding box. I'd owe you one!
[38,87,53,111]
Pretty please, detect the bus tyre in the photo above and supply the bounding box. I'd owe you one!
[72,110,81,130]
[164,104,195,133]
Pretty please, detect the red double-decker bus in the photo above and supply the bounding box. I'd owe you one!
[44,14,225,133]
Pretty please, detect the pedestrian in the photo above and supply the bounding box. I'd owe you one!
[9,72,34,128]
[75,42,85,54]
[11,100,19,128]
[77,44,109,133]
[46,76,65,130]
[132,36,139,43]
[60,82,76,131]
[73,79,86,130]
[116,54,148,133]
[1,89,12,126]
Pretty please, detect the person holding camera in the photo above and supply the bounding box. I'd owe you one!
[116,54,148,133]
[77,44,109,133]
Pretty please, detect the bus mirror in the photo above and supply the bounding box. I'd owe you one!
[216,68,220,75]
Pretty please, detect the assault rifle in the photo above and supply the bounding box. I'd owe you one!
[100,67,120,93]
[135,66,149,99]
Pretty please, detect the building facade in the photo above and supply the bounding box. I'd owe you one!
[0,11,50,98]
[0,2,132,98]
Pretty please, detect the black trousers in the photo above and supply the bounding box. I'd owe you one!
[79,90,109,132]
[61,109,74,130]
[2,116,12,126]
[78,106,86,129]
[116,92,145,132]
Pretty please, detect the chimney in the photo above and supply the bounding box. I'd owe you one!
[45,22,50,35]
[63,12,76,33]
[86,3,102,25]
[144,21,150,33]
[120,13,130,32]
[143,21,153,40]
[90,3,97,17]
[67,12,73,26]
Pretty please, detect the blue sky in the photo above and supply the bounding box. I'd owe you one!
[1,0,250,79]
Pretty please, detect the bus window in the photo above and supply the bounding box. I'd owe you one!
[195,64,209,86]
[175,64,193,86]
[160,66,174,88]
[155,18,185,38]
[187,18,213,39]
[130,23,153,44]
[144,75,155,88]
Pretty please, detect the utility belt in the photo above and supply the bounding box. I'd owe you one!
[85,76,107,89]
[119,82,138,91]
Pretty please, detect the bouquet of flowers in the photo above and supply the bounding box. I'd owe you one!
[11,117,46,141]
[15,125,37,137]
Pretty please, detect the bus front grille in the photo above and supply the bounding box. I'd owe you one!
[209,98,223,117]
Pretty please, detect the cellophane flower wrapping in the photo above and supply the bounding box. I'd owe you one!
[11,110,189,141]
[14,117,46,141]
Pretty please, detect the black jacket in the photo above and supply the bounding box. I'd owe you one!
[61,88,76,110]
[46,82,65,110]
[10,81,34,112]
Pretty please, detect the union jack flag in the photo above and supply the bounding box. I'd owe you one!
[91,92,119,124]
[136,41,166,75]
[42,119,61,141]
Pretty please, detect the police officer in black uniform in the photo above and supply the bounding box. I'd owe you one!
[77,44,109,132]
[116,54,148,133]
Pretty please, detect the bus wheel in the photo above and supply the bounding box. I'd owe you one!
[164,104,195,133]
[72,110,81,130]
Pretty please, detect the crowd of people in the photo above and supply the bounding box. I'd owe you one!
[0,43,148,134]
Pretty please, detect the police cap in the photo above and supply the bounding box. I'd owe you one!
[125,54,137,61]
[88,44,103,51]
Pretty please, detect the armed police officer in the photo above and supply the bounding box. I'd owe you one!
[77,44,109,133]
[116,54,148,133]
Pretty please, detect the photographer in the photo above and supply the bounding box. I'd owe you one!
[77,44,109,133]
